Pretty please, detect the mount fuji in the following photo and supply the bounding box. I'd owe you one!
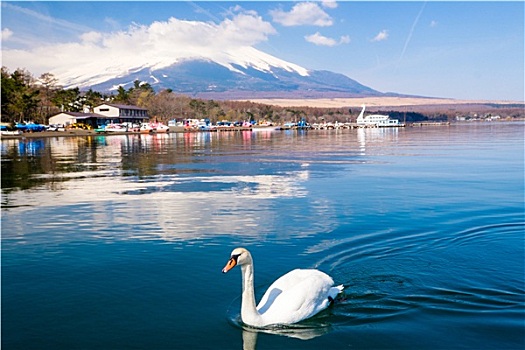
[58,45,382,99]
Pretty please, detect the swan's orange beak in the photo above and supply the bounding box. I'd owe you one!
[222,257,237,273]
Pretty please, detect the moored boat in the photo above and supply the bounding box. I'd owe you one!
[104,123,127,132]
[140,123,155,133]
[1,129,23,136]
[121,122,140,132]
[357,105,404,127]
[152,122,169,133]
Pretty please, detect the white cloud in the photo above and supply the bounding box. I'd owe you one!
[305,32,350,47]
[218,12,276,45]
[2,28,13,40]
[270,2,333,27]
[322,0,338,9]
[305,32,336,46]
[80,31,102,44]
[339,35,350,44]
[2,11,280,86]
[430,20,438,28]
[371,30,389,42]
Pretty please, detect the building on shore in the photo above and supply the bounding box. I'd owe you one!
[49,104,149,128]
[48,111,106,128]
[93,104,149,124]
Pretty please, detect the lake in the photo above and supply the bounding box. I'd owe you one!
[2,123,524,349]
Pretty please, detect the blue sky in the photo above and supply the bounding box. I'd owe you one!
[2,1,524,101]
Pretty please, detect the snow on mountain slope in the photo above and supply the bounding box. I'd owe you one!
[42,18,378,97]
[3,11,380,98]
[83,57,381,99]
[56,44,309,89]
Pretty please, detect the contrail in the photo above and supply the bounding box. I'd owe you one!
[187,1,221,23]
[2,2,94,34]
[398,1,427,68]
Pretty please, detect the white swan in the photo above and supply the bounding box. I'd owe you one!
[222,247,344,327]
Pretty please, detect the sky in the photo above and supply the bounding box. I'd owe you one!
[1,1,524,101]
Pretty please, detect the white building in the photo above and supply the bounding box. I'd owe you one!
[93,104,149,123]
[48,112,105,128]
[49,104,150,128]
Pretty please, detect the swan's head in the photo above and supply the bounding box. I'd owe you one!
[222,247,252,273]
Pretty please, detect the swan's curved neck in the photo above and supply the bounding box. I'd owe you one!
[240,263,261,325]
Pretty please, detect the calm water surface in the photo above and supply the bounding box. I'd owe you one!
[2,123,524,349]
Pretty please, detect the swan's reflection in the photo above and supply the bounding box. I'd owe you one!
[240,322,331,350]
[242,329,258,350]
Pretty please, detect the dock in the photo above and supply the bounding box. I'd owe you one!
[410,122,450,127]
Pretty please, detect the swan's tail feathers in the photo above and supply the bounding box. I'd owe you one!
[331,284,344,295]
[327,284,345,304]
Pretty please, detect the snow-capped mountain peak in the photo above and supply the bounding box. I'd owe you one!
[56,44,309,90]
[3,12,379,98]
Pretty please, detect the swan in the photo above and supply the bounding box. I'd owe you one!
[222,247,344,327]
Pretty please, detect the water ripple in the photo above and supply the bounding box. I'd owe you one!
[309,217,525,331]
[444,222,525,248]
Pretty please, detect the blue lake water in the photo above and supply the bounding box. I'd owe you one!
[2,123,524,349]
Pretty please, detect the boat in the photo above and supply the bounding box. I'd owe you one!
[95,123,142,133]
[46,124,66,132]
[1,129,23,136]
[151,122,169,133]
[357,105,404,127]
[252,125,279,132]
[121,122,140,132]
[15,122,47,132]
[278,122,296,130]
[103,123,128,132]
[197,121,215,131]
[140,123,155,133]
[296,118,310,129]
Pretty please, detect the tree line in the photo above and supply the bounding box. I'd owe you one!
[8,66,510,125]
[1,66,357,125]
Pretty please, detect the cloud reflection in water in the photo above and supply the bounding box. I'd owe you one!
[4,168,339,243]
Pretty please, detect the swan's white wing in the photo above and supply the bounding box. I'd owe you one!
[256,269,340,325]
[257,269,316,311]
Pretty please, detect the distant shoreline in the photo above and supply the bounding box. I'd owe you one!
[239,96,524,108]
[2,120,523,141]
[2,97,522,140]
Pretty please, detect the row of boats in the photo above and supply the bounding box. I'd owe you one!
[96,122,170,134]
[4,106,403,136]
[98,120,256,133]
[82,113,404,134]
